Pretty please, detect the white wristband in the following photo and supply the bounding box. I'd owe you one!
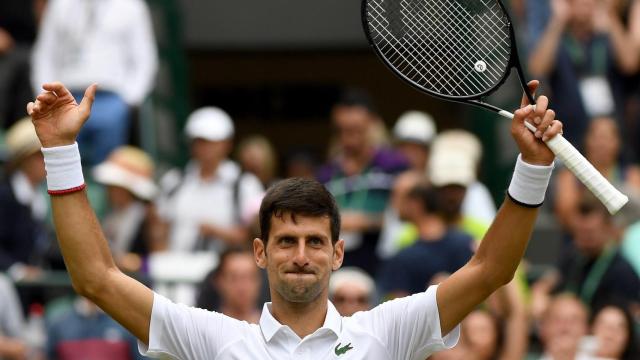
[41,142,85,195]
[507,154,554,207]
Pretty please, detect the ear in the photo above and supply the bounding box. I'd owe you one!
[332,239,345,271]
[254,238,267,269]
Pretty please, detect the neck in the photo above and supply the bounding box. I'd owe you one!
[199,160,221,179]
[342,147,373,176]
[417,215,447,241]
[269,292,328,338]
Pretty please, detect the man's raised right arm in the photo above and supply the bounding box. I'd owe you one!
[28,82,153,345]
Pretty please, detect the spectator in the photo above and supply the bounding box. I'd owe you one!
[196,248,262,323]
[0,118,48,280]
[377,184,473,298]
[329,267,375,316]
[47,297,145,360]
[0,274,27,360]
[92,146,163,273]
[591,302,639,360]
[536,194,640,313]
[430,130,496,226]
[528,0,639,146]
[237,135,278,188]
[392,110,436,174]
[554,116,640,230]
[378,170,425,259]
[318,89,408,275]
[0,1,36,130]
[158,107,264,253]
[31,0,158,165]
[284,150,317,180]
[537,294,592,360]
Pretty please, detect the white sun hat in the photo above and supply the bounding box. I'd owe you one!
[93,146,158,201]
[393,110,437,146]
[184,107,234,141]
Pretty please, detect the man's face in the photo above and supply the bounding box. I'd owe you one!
[396,142,428,172]
[332,105,373,156]
[190,138,230,165]
[571,211,611,256]
[332,283,371,316]
[254,213,344,304]
[540,297,588,355]
[217,253,261,311]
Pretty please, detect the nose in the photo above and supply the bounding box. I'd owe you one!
[292,240,309,268]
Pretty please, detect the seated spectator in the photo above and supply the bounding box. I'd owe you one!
[392,110,436,174]
[158,107,264,253]
[92,146,163,273]
[555,116,640,230]
[535,194,640,313]
[47,297,144,360]
[0,274,27,360]
[591,302,639,360]
[0,118,48,280]
[378,170,425,259]
[237,135,278,189]
[377,184,473,298]
[329,267,375,316]
[430,130,496,226]
[196,248,261,323]
[318,89,407,275]
[537,294,592,360]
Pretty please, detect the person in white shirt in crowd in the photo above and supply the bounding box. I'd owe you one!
[27,79,562,359]
[430,130,497,226]
[31,0,158,166]
[0,274,27,360]
[93,145,163,273]
[158,107,264,253]
[329,267,375,316]
[0,118,48,281]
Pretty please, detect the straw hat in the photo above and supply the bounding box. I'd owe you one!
[93,146,157,200]
[5,117,42,163]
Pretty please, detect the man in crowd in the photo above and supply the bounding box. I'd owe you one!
[329,267,375,316]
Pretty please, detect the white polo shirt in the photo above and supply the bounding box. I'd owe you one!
[139,285,459,359]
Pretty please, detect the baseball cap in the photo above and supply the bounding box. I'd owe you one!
[184,107,234,141]
[429,149,476,187]
[93,146,158,201]
[5,117,42,163]
[393,111,437,146]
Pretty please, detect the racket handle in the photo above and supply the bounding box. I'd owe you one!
[498,111,629,214]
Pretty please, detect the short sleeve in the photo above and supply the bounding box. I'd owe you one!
[138,293,246,359]
[352,285,460,360]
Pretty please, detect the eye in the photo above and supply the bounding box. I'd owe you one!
[308,236,324,246]
[278,236,296,246]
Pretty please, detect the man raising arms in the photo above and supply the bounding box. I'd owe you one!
[27,81,561,359]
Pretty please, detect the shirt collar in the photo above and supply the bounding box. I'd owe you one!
[259,301,342,342]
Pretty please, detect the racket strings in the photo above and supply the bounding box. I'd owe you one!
[366,0,512,97]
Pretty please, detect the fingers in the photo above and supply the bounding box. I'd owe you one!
[26,102,34,116]
[41,81,73,99]
[78,84,97,122]
[36,92,58,105]
[520,80,539,107]
[542,120,563,142]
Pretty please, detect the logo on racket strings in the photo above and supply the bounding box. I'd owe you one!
[474,61,487,73]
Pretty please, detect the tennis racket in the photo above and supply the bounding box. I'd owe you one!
[362,0,628,214]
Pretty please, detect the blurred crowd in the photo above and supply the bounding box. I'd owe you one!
[1,0,640,359]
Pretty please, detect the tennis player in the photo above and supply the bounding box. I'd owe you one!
[27,81,562,359]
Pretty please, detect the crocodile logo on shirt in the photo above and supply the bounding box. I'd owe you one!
[334,342,354,356]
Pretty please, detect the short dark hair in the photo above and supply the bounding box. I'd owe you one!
[259,178,341,243]
[334,87,377,114]
[577,193,610,221]
[407,184,441,215]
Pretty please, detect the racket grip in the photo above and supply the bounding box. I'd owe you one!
[545,134,628,214]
